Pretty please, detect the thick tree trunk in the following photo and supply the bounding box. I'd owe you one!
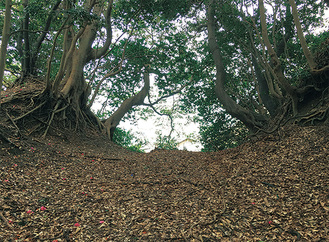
[0,0,12,99]
[104,69,150,139]
[39,0,113,137]
[207,0,265,132]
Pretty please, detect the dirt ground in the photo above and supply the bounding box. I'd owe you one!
[0,123,328,241]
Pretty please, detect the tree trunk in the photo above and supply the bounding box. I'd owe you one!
[0,0,12,99]
[288,0,317,70]
[104,68,150,139]
[207,0,265,132]
[30,0,62,75]
[22,0,31,76]
[252,55,279,117]
[258,0,298,114]
[40,0,114,136]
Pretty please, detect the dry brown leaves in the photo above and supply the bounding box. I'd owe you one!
[0,125,328,241]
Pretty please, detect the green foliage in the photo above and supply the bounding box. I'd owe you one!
[2,0,328,151]
[112,128,147,152]
[154,133,178,150]
[200,114,248,152]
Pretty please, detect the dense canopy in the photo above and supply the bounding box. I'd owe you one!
[0,0,328,150]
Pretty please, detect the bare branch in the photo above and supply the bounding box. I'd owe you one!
[148,99,175,138]
[45,17,70,90]
[87,29,134,108]
[145,75,194,106]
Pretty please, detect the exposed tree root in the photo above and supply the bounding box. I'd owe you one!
[1,82,103,141]
[13,101,46,122]
[5,111,22,138]
[43,99,62,138]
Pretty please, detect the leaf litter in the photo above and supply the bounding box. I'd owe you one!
[0,125,328,241]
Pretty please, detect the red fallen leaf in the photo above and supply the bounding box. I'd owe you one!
[40,206,46,211]
[74,223,80,227]
[27,210,33,214]
[268,221,273,224]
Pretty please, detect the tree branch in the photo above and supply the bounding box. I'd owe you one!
[258,0,298,114]
[87,29,134,108]
[30,0,62,73]
[146,96,175,138]
[207,0,265,131]
[145,75,194,106]
[104,67,151,139]
[90,0,113,60]
[288,0,317,70]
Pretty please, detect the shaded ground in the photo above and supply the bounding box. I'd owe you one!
[0,124,328,241]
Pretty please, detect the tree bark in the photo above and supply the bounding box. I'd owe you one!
[22,0,31,76]
[288,0,317,70]
[252,55,278,117]
[207,0,265,132]
[258,0,298,114]
[57,0,113,99]
[0,0,12,99]
[104,68,150,139]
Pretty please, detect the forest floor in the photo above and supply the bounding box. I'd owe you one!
[0,123,328,241]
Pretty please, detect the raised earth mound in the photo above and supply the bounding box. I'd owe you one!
[0,121,328,241]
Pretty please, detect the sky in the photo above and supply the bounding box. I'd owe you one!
[91,74,203,152]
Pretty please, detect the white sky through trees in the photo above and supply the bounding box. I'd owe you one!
[91,5,329,153]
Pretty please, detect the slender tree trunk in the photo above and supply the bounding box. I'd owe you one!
[22,0,31,76]
[258,0,298,114]
[30,0,62,74]
[207,0,265,132]
[252,55,278,117]
[0,0,12,99]
[288,0,317,70]
[104,68,150,139]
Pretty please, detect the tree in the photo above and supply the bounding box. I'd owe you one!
[203,0,328,134]
[177,0,328,149]
[1,0,199,142]
[0,0,12,99]
[1,0,328,149]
